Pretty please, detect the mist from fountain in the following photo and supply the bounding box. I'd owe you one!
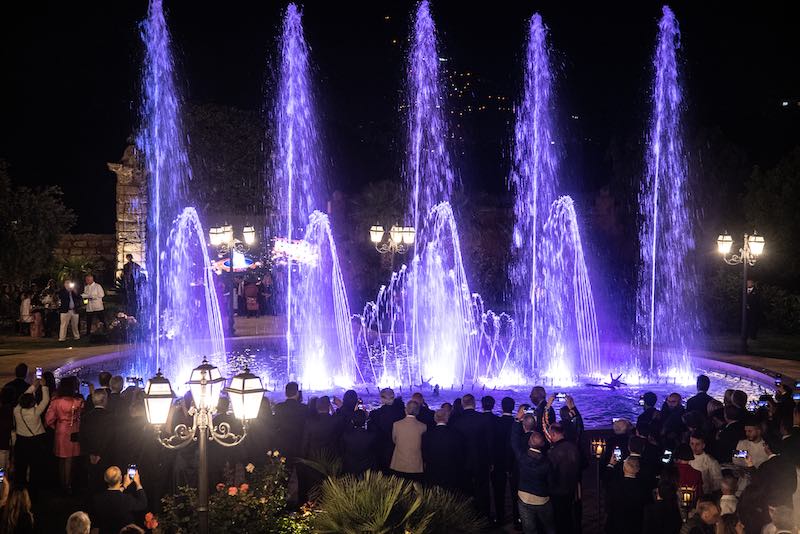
[137,0,212,379]
[537,196,601,385]
[636,6,697,380]
[509,13,559,375]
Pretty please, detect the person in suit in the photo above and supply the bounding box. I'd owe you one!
[368,388,405,471]
[272,382,306,461]
[2,363,30,406]
[681,499,720,534]
[686,375,714,416]
[422,408,464,491]
[713,405,745,464]
[642,479,683,534]
[492,397,515,525]
[341,409,377,475]
[605,457,651,534]
[529,386,555,434]
[750,435,797,507]
[301,396,343,458]
[411,392,435,429]
[390,400,427,481]
[546,423,581,534]
[89,466,148,534]
[452,393,494,518]
[778,408,800,466]
[80,389,116,493]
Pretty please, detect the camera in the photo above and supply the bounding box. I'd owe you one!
[555,392,567,402]
[661,449,673,464]
[127,464,137,478]
[734,450,748,459]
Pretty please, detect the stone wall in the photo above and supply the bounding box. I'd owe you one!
[108,145,147,276]
[53,233,117,282]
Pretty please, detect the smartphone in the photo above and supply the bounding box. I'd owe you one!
[746,401,758,412]
[792,393,800,401]
[757,400,769,408]
[795,381,800,389]
[612,417,621,423]
[613,446,622,461]
[555,392,567,402]
[35,367,42,379]
[0,467,5,484]
[661,449,673,464]
[638,396,645,407]
[734,450,748,459]
[127,464,137,478]
[357,403,365,411]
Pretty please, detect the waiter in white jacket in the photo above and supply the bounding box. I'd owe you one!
[81,273,105,338]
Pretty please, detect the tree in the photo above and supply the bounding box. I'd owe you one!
[0,160,76,285]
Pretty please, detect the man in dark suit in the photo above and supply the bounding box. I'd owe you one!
[510,424,555,534]
[530,386,556,434]
[368,388,405,471]
[713,405,745,463]
[492,396,515,525]
[751,435,797,507]
[636,391,661,431]
[604,457,651,534]
[547,423,581,534]
[341,410,377,475]
[686,375,714,416]
[2,363,30,406]
[452,393,494,518]
[81,389,116,492]
[422,408,464,491]
[89,466,148,534]
[301,396,343,458]
[411,392,435,429]
[272,382,307,460]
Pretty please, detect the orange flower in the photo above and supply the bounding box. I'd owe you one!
[239,483,249,493]
[144,512,159,530]
[216,483,225,492]
[228,486,238,496]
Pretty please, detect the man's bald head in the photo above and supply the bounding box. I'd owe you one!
[104,466,122,488]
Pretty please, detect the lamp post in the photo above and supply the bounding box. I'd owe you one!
[369,224,414,271]
[678,485,696,520]
[144,361,264,534]
[209,224,256,337]
[590,438,606,521]
[717,231,765,354]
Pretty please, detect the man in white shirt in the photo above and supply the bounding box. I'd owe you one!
[81,274,105,338]
[689,432,722,493]
[733,419,769,468]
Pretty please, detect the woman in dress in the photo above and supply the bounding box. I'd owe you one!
[45,376,83,493]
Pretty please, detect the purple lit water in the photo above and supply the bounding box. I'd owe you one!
[636,6,698,379]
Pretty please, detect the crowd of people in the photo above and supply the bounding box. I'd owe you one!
[1,275,105,341]
[0,363,797,534]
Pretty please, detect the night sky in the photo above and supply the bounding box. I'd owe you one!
[1,1,798,233]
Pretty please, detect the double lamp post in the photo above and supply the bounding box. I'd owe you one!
[143,361,264,534]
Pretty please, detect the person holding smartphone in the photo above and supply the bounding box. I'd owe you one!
[13,378,50,491]
[89,466,147,534]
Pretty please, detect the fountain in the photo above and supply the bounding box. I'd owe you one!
[509,13,559,375]
[635,6,698,380]
[136,0,226,382]
[537,197,601,385]
[270,4,355,386]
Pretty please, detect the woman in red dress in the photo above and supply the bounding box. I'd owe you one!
[45,376,84,493]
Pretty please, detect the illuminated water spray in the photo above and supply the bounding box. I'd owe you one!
[137,0,222,378]
[636,6,697,376]
[509,13,559,374]
[537,197,600,383]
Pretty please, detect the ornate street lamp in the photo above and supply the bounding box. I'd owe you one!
[717,231,766,354]
[208,224,257,336]
[590,438,606,519]
[144,359,264,534]
[369,223,415,255]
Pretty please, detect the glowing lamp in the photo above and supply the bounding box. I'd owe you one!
[679,485,695,508]
[403,226,416,245]
[590,438,606,460]
[187,358,225,412]
[390,225,403,244]
[242,225,256,246]
[748,232,765,256]
[716,233,733,255]
[222,225,234,245]
[226,368,265,421]
[144,371,175,426]
[209,227,223,247]
[369,225,385,244]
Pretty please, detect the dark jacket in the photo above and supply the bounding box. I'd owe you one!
[713,420,745,463]
[79,407,115,460]
[751,454,797,506]
[547,438,581,497]
[686,392,713,416]
[493,414,515,472]
[642,499,682,534]
[510,422,551,497]
[341,427,377,475]
[90,487,148,534]
[302,413,343,458]
[56,288,81,313]
[368,400,405,469]
[605,476,651,534]
[272,398,307,460]
[2,379,30,406]
[422,424,464,490]
[451,408,494,472]
[416,405,435,429]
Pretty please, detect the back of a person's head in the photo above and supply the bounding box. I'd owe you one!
[66,511,91,534]
[342,389,358,407]
[522,414,536,432]
[57,376,79,397]
[18,393,35,410]
[379,388,395,405]
[721,474,738,494]
[643,392,657,407]
[434,408,449,425]
[481,395,495,411]
[724,404,740,422]
[2,484,32,530]
[628,436,646,455]
[411,392,424,404]
[675,443,694,462]
[14,363,28,379]
[707,398,724,416]
[91,389,108,408]
[528,431,546,450]
[406,400,420,417]
[461,394,476,409]
[316,396,330,414]
[696,374,710,392]
[657,479,677,502]
[351,410,367,429]
[109,375,124,393]
[119,525,145,534]
[731,390,747,409]
[623,457,640,477]
[613,418,631,435]
[104,466,122,487]
[98,371,112,387]
[549,423,565,439]
[284,381,299,398]
[501,396,514,414]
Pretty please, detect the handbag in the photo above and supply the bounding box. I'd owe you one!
[68,399,81,442]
